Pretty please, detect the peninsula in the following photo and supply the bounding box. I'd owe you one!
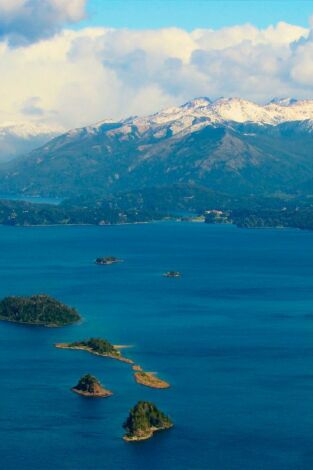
[132,365,170,389]
[0,295,80,327]
[55,337,133,364]
[95,256,122,265]
[123,401,173,442]
[71,374,112,398]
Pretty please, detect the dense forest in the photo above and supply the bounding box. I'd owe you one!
[205,206,313,230]
[68,338,119,356]
[0,295,80,326]
[123,401,173,441]
[73,374,101,393]
[72,374,113,398]
[1,184,313,231]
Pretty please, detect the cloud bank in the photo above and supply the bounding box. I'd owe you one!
[0,0,87,45]
[0,20,313,129]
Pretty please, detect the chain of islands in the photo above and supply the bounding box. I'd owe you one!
[0,279,173,441]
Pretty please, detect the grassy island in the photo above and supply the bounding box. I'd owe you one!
[71,374,112,398]
[132,365,170,389]
[0,295,80,327]
[95,256,121,265]
[55,337,133,363]
[163,271,181,278]
[123,401,173,442]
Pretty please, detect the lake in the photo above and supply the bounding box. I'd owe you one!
[1,222,313,469]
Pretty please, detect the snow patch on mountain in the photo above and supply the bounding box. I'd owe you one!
[131,97,313,136]
[269,97,298,107]
[59,96,313,145]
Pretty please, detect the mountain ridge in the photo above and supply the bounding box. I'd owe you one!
[1,97,313,197]
[82,96,313,137]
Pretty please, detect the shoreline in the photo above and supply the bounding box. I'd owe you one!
[0,317,80,328]
[0,218,181,229]
[55,343,134,364]
[0,220,306,233]
[123,424,173,442]
[71,387,113,398]
[2,220,161,228]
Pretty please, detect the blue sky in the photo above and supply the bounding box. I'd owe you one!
[82,0,313,30]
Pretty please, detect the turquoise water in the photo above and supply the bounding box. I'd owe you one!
[1,222,313,469]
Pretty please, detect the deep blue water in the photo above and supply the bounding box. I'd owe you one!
[1,222,313,469]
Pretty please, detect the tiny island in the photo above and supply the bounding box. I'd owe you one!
[163,271,181,278]
[132,365,170,389]
[71,374,112,398]
[55,337,133,364]
[95,256,122,265]
[123,401,173,442]
[0,294,81,327]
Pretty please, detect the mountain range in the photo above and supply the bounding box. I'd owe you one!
[1,97,313,197]
[0,122,60,163]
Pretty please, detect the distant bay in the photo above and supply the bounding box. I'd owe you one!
[0,193,62,205]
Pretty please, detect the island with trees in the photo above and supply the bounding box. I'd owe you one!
[163,271,181,278]
[55,337,133,363]
[132,365,170,389]
[0,294,81,327]
[71,374,113,398]
[123,401,173,442]
[95,256,122,265]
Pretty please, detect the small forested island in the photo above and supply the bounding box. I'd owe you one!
[55,337,133,363]
[0,294,80,327]
[163,271,181,278]
[95,256,122,265]
[132,365,170,389]
[123,401,173,442]
[71,374,112,398]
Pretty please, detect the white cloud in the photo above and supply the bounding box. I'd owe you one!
[0,21,312,130]
[192,22,307,49]
[0,0,86,45]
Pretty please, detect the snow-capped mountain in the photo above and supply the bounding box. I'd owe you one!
[1,96,313,197]
[0,121,61,162]
[73,96,313,143]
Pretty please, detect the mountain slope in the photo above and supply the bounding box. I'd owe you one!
[1,97,313,197]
